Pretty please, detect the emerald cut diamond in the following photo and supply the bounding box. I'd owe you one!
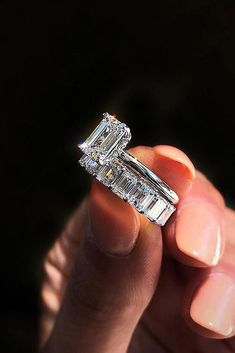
[79,113,131,164]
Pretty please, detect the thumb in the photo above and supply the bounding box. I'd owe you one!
[43,181,163,353]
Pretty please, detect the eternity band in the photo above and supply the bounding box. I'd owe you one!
[78,113,179,226]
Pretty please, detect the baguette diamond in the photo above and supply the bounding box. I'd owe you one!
[157,204,175,224]
[112,173,136,199]
[147,198,167,221]
[139,193,155,212]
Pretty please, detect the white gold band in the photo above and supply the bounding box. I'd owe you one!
[78,113,178,226]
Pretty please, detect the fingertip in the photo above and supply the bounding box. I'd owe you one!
[175,202,223,267]
[154,145,195,179]
[164,166,225,268]
[184,273,235,339]
[130,145,195,199]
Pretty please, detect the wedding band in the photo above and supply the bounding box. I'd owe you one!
[78,113,178,226]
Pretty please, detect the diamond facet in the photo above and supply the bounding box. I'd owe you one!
[80,119,108,150]
[99,130,125,163]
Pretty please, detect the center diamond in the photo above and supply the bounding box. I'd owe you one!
[78,112,131,164]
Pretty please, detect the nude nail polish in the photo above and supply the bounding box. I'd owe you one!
[176,202,221,266]
[190,273,235,337]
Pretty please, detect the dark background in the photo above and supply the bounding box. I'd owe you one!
[1,1,235,352]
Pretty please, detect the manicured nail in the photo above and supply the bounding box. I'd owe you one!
[176,202,221,266]
[190,273,235,337]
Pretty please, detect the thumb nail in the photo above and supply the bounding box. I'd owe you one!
[88,182,140,256]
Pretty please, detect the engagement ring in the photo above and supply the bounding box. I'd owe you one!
[78,113,178,226]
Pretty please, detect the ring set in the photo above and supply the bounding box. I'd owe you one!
[78,113,178,226]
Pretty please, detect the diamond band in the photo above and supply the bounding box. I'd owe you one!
[78,113,178,226]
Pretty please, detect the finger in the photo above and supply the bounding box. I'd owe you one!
[41,199,88,347]
[164,171,225,267]
[183,208,235,339]
[89,144,195,254]
[130,145,195,198]
[46,196,161,353]
[43,166,162,353]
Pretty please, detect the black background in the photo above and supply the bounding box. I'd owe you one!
[1,1,235,352]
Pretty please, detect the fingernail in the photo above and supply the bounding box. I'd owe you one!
[153,145,195,198]
[154,145,196,179]
[190,273,235,337]
[176,202,221,266]
[89,182,139,256]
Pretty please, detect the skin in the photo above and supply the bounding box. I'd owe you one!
[40,145,235,353]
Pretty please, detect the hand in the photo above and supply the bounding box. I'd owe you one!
[40,145,235,353]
